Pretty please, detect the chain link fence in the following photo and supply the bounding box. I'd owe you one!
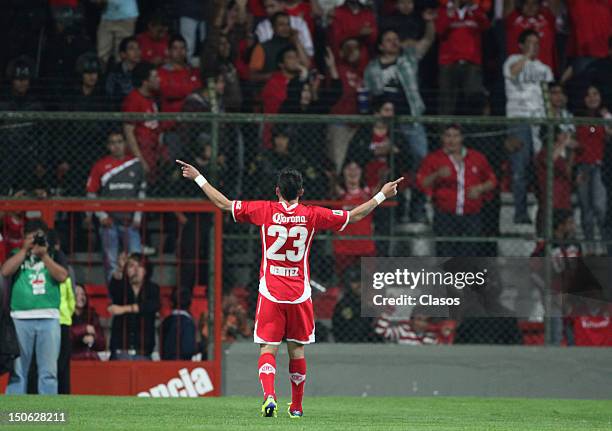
[1,111,611,351]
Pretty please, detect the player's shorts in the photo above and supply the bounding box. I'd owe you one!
[254,294,315,345]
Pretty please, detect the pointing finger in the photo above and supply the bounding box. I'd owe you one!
[176,160,189,167]
[391,177,404,186]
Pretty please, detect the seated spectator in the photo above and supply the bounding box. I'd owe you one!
[332,161,376,277]
[249,12,310,82]
[329,0,377,63]
[435,319,456,344]
[161,288,197,360]
[255,0,314,57]
[108,253,160,360]
[86,130,145,280]
[574,85,612,252]
[332,266,380,342]
[565,0,612,76]
[122,62,164,182]
[0,56,45,196]
[548,82,575,134]
[222,293,253,343]
[106,36,142,108]
[364,27,435,222]
[436,0,489,115]
[177,0,207,64]
[96,0,139,69]
[2,219,69,394]
[503,29,553,224]
[569,298,612,347]
[374,306,438,345]
[158,35,202,161]
[417,124,496,257]
[535,127,576,236]
[71,284,105,360]
[505,0,556,71]
[136,14,169,66]
[328,38,366,173]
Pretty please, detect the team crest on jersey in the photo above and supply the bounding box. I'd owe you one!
[332,210,343,216]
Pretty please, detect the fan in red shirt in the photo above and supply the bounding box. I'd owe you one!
[176,160,402,418]
[505,0,556,71]
[566,0,612,60]
[332,161,376,277]
[417,124,496,256]
[136,15,169,66]
[571,303,612,347]
[122,62,165,182]
[329,0,378,62]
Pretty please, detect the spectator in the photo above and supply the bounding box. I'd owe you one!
[108,253,160,360]
[329,0,377,63]
[95,0,139,69]
[436,0,489,115]
[0,56,46,196]
[86,130,145,280]
[574,85,612,252]
[122,62,163,181]
[374,306,438,345]
[417,124,496,256]
[503,29,553,223]
[332,266,379,342]
[2,219,68,394]
[106,36,142,108]
[328,38,366,173]
[255,0,314,57]
[177,0,207,64]
[158,35,202,161]
[535,127,576,236]
[249,12,310,81]
[580,37,612,110]
[505,0,556,71]
[285,0,316,34]
[161,288,196,360]
[136,14,169,66]
[69,53,108,111]
[435,319,457,344]
[221,293,253,343]
[569,299,612,347]
[260,45,304,117]
[364,25,435,222]
[379,0,425,49]
[332,161,376,277]
[548,82,575,134]
[71,284,105,360]
[565,0,612,76]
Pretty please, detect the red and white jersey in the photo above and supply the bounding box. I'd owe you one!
[232,200,350,303]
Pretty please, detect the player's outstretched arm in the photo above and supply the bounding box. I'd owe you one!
[348,177,403,223]
[176,160,233,212]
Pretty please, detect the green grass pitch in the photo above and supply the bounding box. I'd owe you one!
[2,395,611,430]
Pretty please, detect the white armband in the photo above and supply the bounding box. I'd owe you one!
[194,175,207,187]
[374,192,386,205]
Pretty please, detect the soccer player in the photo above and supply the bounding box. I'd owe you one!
[176,159,402,418]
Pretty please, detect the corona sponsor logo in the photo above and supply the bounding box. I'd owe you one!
[272,213,306,224]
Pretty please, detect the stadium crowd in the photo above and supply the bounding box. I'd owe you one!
[1,0,611,395]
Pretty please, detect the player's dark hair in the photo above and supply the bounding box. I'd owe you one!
[168,34,187,50]
[277,168,303,201]
[24,219,49,235]
[132,62,155,88]
[518,29,539,45]
[119,36,138,54]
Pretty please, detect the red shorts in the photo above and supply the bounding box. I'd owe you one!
[254,294,315,345]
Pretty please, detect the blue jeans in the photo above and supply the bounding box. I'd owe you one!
[6,318,61,395]
[100,223,142,280]
[508,124,534,217]
[576,164,607,241]
[399,122,428,216]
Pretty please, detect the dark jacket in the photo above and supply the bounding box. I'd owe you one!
[332,291,380,342]
[161,310,197,360]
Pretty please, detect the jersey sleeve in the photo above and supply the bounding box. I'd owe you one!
[312,206,350,232]
[231,200,269,226]
[86,162,101,193]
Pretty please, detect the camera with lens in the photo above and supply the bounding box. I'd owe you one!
[32,232,48,247]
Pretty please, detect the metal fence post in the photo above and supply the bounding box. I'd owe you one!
[543,121,555,345]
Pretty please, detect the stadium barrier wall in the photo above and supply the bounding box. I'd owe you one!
[223,342,612,400]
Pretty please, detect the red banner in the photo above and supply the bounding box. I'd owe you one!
[0,361,221,396]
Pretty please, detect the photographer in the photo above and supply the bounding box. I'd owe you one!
[1,220,68,395]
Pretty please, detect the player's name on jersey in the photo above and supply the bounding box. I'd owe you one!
[270,265,299,277]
